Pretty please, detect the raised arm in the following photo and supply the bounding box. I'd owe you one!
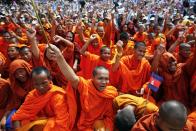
[168,37,182,53]
[112,40,123,71]
[49,44,79,89]
[151,44,165,72]
[80,34,97,55]
[53,35,74,47]
[27,28,40,59]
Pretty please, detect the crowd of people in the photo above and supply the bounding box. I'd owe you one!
[0,0,195,130]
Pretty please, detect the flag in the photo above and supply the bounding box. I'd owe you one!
[148,72,163,92]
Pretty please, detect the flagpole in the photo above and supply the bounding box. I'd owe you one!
[143,87,151,116]
[30,0,51,48]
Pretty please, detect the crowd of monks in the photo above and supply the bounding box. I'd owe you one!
[0,0,196,131]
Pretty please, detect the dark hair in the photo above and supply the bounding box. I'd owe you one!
[92,66,108,77]
[31,66,52,80]
[100,46,110,54]
[8,46,20,52]
[115,108,136,131]
[19,46,31,53]
[119,32,129,41]
[134,42,146,49]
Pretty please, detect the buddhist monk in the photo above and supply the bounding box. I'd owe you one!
[28,27,73,87]
[151,41,196,109]
[7,44,20,61]
[83,34,103,55]
[9,59,33,108]
[11,66,76,131]
[0,78,12,120]
[169,40,192,63]
[79,35,122,87]
[96,26,105,39]
[111,32,134,58]
[133,24,148,43]
[114,94,159,131]
[50,44,118,131]
[115,42,151,95]
[0,52,6,76]
[0,31,13,56]
[132,100,195,131]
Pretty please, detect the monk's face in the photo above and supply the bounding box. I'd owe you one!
[134,46,146,60]
[20,48,32,62]
[14,68,28,83]
[139,26,144,33]
[92,69,109,91]
[3,33,11,42]
[122,25,128,32]
[96,27,105,38]
[168,59,177,73]
[91,38,99,47]
[100,48,111,61]
[66,32,74,42]
[179,47,191,58]
[32,72,51,94]
[7,47,19,60]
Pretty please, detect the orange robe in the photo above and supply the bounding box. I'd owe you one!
[102,21,113,47]
[12,84,77,131]
[0,38,10,57]
[87,34,103,55]
[0,52,6,73]
[77,77,118,131]
[79,52,120,87]
[119,55,151,94]
[157,51,196,109]
[131,113,195,131]
[149,34,167,55]
[36,46,74,88]
[113,94,158,120]
[190,71,196,111]
[133,32,148,42]
[188,111,196,129]
[17,33,28,45]
[0,78,12,119]
[9,59,33,108]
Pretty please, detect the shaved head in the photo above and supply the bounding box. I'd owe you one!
[115,106,136,131]
[157,100,187,130]
[134,42,146,49]
[92,66,109,77]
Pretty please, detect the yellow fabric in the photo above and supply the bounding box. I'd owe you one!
[113,94,159,120]
[16,119,47,131]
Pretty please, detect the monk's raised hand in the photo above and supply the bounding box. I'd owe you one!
[90,34,97,41]
[48,44,61,57]
[116,40,123,54]
[26,27,36,41]
[53,35,63,43]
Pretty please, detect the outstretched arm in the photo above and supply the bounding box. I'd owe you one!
[49,44,79,89]
[53,35,74,47]
[112,40,123,71]
[168,37,182,53]
[27,28,40,59]
[151,44,165,72]
[80,34,97,55]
